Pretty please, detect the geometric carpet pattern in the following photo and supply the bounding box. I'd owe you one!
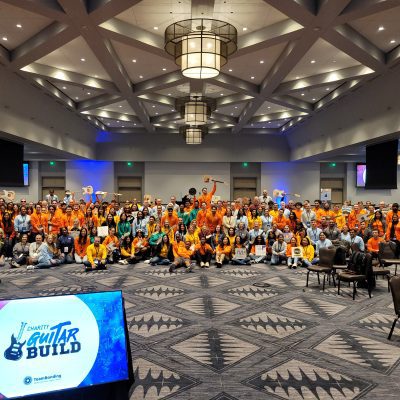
[1,262,400,399]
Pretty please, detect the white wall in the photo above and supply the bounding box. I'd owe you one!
[1,161,39,202]
[261,162,321,201]
[144,162,230,202]
[65,161,115,199]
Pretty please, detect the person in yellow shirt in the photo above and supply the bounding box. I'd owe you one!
[269,203,279,219]
[84,236,107,271]
[299,237,315,268]
[185,225,200,247]
[170,240,194,273]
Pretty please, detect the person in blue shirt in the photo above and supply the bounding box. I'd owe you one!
[58,227,75,263]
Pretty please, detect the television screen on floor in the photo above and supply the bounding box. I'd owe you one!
[0,291,129,399]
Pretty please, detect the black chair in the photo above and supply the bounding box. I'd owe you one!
[306,247,336,291]
[379,241,400,276]
[337,252,373,300]
[388,276,400,340]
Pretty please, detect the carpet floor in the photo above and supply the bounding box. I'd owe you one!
[1,261,400,400]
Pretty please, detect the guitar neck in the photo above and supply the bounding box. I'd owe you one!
[16,322,27,342]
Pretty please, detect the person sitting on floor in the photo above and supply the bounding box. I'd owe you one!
[150,234,174,266]
[270,234,287,265]
[10,233,30,268]
[84,236,107,271]
[231,235,250,265]
[170,240,194,273]
[215,236,232,268]
[195,235,214,268]
[27,234,61,270]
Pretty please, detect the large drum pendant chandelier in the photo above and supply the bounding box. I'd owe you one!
[176,95,216,126]
[165,19,237,79]
[180,125,208,145]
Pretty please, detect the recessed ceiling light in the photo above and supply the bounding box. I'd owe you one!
[139,75,143,78]
[250,76,255,79]
[80,58,85,62]
[155,112,159,115]
[62,86,67,90]
[162,68,166,71]
[312,98,316,101]
[215,109,218,112]
[267,106,271,109]
[390,40,396,44]
[171,109,175,111]
[153,26,158,30]
[121,125,124,128]
[119,105,122,108]
[310,60,316,64]
[168,93,171,96]
[301,93,305,96]
[87,92,91,95]
[230,113,233,115]
[16,24,22,28]
[260,60,264,64]
[2,37,8,41]
[326,87,330,91]
[152,105,155,108]
[243,27,247,31]
[132,59,136,63]
[220,93,223,96]
[378,26,385,31]
[75,96,79,100]
[295,76,300,79]
[228,68,232,72]
[234,106,238,109]
[134,123,137,126]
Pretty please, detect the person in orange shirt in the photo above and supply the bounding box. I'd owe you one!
[348,204,367,230]
[30,204,48,238]
[170,240,194,273]
[195,235,214,268]
[367,229,383,259]
[84,208,99,228]
[293,202,303,220]
[216,200,226,218]
[274,209,288,231]
[312,200,324,225]
[386,203,399,226]
[103,227,120,263]
[370,211,386,237]
[74,227,90,264]
[196,202,208,229]
[215,236,231,268]
[197,181,217,208]
[206,205,222,233]
[64,206,76,232]
[386,213,400,242]
[72,203,85,227]
[47,205,64,235]
[132,230,149,261]
[161,206,179,231]
[320,202,335,220]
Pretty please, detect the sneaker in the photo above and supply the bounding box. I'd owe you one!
[216,262,222,268]
[200,261,205,268]
[169,265,175,273]
[10,261,20,268]
[118,260,125,264]
[144,260,150,264]
[204,262,210,268]
[292,265,297,269]
[288,264,292,269]
[26,265,37,270]
[186,265,193,273]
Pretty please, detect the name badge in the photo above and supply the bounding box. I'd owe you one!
[64,246,69,253]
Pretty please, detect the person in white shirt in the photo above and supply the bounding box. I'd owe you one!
[307,220,322,246]
[28,234,44,265]
[313,232,333,264]
[271,234,287,265]
[258,190,272,205]
[45,189,59,203]
[170,196,180,212]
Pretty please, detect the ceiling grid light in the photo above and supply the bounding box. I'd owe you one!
[165,18,237,79]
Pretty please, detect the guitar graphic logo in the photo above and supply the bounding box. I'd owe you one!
[4,322,27,361]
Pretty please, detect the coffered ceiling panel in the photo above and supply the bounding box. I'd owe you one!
[36,36,111,81]
[0,1,52,50]
[284,38,362,82]
[349,5,400,52]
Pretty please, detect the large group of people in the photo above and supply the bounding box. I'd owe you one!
[0,184,398,273]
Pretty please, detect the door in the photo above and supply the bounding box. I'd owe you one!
[320,178,344,205]
[117,177,142,202]
[233,177,257,201]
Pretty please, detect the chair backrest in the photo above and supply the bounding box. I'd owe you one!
[379,241,397,259]
[348,251,364,273]
[319,247,336,268]
[389,276,400,316]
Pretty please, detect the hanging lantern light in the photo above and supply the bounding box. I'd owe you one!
[165,19,237,79]
[176,96,216,126]
[180,125,208,145]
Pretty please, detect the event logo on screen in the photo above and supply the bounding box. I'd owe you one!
[0,296,100,398]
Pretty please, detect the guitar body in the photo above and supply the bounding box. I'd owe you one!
[4,334,26,361]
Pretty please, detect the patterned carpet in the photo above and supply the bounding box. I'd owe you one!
[1,261,400,400]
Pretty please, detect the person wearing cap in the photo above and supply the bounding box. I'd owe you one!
[63,190,74,205]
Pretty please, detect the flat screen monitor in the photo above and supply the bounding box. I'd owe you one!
[366,140,398,189]
[356,163,366,187]
[0,291,129,399]
[0,139,24,186]
[23,162,29,186]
